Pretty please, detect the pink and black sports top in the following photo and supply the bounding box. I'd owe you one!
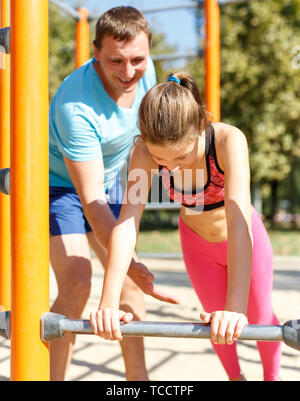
[159,125,225,211]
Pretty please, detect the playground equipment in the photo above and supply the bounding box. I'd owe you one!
[1,0,297,382]
[0,0,49,381]
[49,0,91,68]
[0,0,11,314]
[0,311,299,352]
[75,8,90,69]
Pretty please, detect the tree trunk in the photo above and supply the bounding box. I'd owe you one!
[270,180,278,228]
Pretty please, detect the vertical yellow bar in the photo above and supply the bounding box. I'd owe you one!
[0,0,11,312]
[75,8,90,69]
[10,0,49,380]
[205,0,221,122]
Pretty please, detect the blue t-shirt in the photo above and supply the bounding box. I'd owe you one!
[49,57,156,191]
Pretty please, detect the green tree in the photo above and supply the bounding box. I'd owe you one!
[189,0,300,218]
[151,33,177,82]
[220,0,300,182]
[49,3,76,100]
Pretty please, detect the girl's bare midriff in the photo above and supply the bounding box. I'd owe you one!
[180,206,227,243]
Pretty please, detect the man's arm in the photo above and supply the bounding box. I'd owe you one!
[64,155,179,305]
[64,156,116,248]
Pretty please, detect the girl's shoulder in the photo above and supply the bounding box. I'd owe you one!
[213,122,248,149]
[213,122,246,140]
[212,123,249,170]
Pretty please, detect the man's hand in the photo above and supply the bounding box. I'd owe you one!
[127,261,180,305]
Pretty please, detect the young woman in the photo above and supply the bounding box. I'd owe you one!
[90,72,282,381]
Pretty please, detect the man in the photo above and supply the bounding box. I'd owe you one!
[49,6,178,381]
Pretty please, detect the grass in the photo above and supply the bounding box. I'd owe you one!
[136,228,300,256]
[268,230,300,256]
[137,229,181,254]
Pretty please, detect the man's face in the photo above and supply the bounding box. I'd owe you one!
[94,31,150,101]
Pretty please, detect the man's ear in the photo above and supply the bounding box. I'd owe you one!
[93,42,100,60]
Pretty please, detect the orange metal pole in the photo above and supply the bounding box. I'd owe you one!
[0,0,11,312]
[10,0,49,380]
[75,8,90,69]
[205,0,221,122]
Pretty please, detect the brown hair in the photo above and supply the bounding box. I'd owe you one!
[138,72,211,145]
[93,6,152,49]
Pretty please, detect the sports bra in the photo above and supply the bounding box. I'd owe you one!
[159,125,225,211]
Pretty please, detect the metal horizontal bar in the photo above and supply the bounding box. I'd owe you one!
[151,50,202,61]
[60,319,283,342]
[142,2,201,14]
[141,0,250,14]
[2,312,299,351]
[145,202,181,210]
[87,0,253,20]
[0,171,184,204]
[219,0,251,4]
[138,252,183,260]
[50,0,81,20]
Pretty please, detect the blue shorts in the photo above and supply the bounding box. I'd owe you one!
[49,186,122,236]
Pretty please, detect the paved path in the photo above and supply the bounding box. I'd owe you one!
[1,255,300,381]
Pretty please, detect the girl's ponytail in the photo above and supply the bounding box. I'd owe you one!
[138,71,211,145]
[167,72,211,130]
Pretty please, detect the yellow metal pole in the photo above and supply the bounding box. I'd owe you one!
[75,8,90,69]
[0,0,11,312]
[205,0,221,122]
[10,0,49,380]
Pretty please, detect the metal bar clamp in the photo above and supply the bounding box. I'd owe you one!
[0,168,10,195]
[0,27,10,54]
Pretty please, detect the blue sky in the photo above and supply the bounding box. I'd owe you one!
[64,0,201,56]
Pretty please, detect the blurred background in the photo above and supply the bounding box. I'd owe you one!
[49,0,300,256]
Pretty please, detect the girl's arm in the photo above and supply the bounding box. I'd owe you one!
[221,124,253,314]
[65,153,177,305]
[90,141,156,340]
[201,124,253,345]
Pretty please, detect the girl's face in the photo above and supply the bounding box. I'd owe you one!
[146,133,200,172]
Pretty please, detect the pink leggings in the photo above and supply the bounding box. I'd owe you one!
[179,207,281,381]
